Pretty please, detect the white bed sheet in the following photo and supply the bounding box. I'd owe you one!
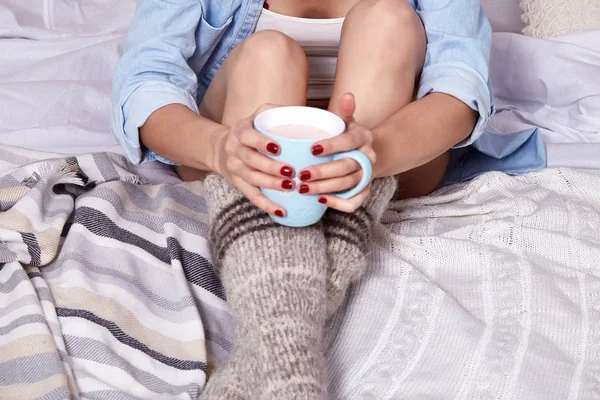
[488,31,600,170]
[0,0,598,180]
[0,0,180,184]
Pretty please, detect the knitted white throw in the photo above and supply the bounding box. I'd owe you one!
[521,0,600,38]
[324,168,600,399]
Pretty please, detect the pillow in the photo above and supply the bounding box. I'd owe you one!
[481,0,525,33]
[521,0,600,38]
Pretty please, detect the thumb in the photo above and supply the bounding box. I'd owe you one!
[336,92,356,125]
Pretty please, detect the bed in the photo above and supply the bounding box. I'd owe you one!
[0,0,599,399]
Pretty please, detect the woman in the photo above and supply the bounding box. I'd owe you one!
[111,0,492,397]
[111,0,492,214]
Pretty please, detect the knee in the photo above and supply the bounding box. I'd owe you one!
[344,0,425,52]
[233,30,309,76]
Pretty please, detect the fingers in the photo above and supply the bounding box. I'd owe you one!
[297,170,363,195]
[233,126,281,155]
[306,158,360,183]
[233,176,286,217]
[236,145,295,178]
[227,157,295,192]
[311,125,373,157]
[317,185,371,213]
[299,152,377,183]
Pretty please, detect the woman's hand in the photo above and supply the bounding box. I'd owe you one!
[212,104,295,217]
[297,93,376,212]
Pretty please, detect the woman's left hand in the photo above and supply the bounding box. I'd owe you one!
[297,93,376,213]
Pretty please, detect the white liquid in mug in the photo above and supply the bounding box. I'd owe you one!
[268,124,333,140]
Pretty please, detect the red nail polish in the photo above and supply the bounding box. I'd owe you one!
[267,142,279,155]
[280,166,293,177]
[318,197,328,204]
[311,145,324,156]
[275,210,284,217]
[264,1,269,9]
[299,184,309,194]
[282,180,294,190]
[299,171,311,181]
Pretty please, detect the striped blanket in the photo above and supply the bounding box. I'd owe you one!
[0,145,234,399]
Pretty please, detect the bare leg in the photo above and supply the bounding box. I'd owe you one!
[329,0,447,198]
[176,30,309,182]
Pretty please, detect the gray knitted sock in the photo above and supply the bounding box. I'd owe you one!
[323,177,397,317]
[200,175,328,400]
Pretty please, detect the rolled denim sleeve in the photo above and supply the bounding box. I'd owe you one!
[415,0,494,147]
[110,0,203,164]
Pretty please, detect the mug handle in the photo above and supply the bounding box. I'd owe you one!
[331,150,373,199]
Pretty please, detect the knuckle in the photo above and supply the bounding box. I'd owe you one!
[239,127,255,140]
[224,139,235,154]
[349,134,361,149]
[225,158,236,172]
[249,196,263,210]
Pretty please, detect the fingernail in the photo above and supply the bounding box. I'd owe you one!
[311,145,324,156]
[299,171,311,181]
[298,184,309,194]
[280,166,293,177]
[318,196,328,204]
[282,180,294,190]
[274,210,284,217]
[267,142,279,154]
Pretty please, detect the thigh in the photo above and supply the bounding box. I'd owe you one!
[197,49,238,125]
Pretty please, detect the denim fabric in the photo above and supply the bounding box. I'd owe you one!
[442,128,547,186]
[110,0,496,166]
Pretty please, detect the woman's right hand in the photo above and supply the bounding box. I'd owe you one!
[212,104,294,217]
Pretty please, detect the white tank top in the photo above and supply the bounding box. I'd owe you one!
[255,9,344,100]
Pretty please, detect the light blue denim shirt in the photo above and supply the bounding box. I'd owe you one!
[111,0,495,165]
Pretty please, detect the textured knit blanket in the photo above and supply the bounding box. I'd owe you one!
[2,143,600,400]
[0,145,232,399]
[325,168,600,399]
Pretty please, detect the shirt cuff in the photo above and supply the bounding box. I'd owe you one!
[111,82,200,165]
[417,63,494,148]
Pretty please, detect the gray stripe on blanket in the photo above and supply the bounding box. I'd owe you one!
[0,268,28,293]
[0,352,64,385]
[35,286,55,303]
[36,386,73,400]
[0,314,47,335]
[20,232,41,266]
[0,245,16,263]
[93,153,120,182]
[82,389,202,400]
[46,250,198,319]
[57,308,207,372]
[123,183,208,214]
[64,335,201,396]
[0,148,40,166]
[0,295,40,314]
[0,174,25,190]
[72,207,224,299]
[87,185,209,233]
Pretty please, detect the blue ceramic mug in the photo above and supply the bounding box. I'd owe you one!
[254,106,372,227]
